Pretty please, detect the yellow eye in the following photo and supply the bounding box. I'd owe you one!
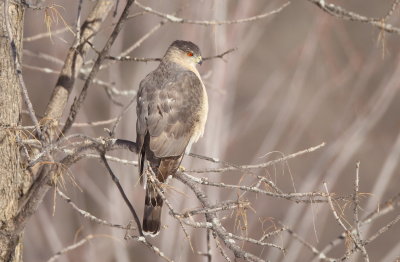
[187,52,193,57]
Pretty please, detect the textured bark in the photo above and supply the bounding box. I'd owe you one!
[0,2,115,260]
[0,1,24,262]
[44,0,113,133]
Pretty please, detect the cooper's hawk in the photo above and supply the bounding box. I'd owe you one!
[136,40,208,236]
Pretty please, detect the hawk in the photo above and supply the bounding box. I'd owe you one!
[136,40,208,236]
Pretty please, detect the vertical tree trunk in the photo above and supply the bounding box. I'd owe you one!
[0,2,24,262]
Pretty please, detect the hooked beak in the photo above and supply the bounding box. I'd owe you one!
[197,56,203,65]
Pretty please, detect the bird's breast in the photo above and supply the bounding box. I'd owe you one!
[193,80,208,141]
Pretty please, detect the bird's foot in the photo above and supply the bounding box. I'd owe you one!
[178,165,186,172]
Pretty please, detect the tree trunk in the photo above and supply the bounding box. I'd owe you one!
[0,2,25,262]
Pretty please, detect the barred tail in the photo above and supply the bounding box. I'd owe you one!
[142,185,163,236]
[141,155,183,236]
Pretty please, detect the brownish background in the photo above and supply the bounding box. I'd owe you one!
[21,0,400,261]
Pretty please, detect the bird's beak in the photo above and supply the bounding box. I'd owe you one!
[197,56,203,65]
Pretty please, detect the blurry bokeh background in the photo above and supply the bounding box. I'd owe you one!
[21,0,400,261]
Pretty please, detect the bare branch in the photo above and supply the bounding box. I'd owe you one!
[43,0,114,134]
[353,162,369,261]
[314,191,400,260]
[177,200,250,218]
[106,47,236,63]
[61,0,136,135]
[105,55,161,62]
[197,229,212,262]
[335,213,400,261]
[307,0,400,34]
[229,234,285,251]
[135,1,290,26]
[23,49,64,65]
[184,172,344,203]
[47,235,94,262]
[203,48,237,61]
[70,117,119,127]
[381,0,400,21]
[99,18,167,70]
[23,27,70,42]
[109,91,137,136]
[99,151,143,236]
[324,182,367,260]
[286,227,335,262]
[365,213,400,245]
[175,171,269,262]
[56,188,131,230]
[188,142,326,173]
[130,236,174,262]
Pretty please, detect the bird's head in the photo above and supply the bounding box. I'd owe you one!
[165,40,203,67]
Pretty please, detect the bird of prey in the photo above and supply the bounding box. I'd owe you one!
[136,40,208,236]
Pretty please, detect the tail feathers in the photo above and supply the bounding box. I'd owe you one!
[143,187,163,236]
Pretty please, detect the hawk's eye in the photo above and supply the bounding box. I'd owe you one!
[187,52,193,57]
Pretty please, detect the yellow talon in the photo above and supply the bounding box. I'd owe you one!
[178,166,186,172]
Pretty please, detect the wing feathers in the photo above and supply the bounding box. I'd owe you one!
[136,57,207,237]
[137,69,204,158]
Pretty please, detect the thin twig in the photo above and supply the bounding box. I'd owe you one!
[381,0,400,21]
[99,18,167,71]
[324,182,364,259]
[47,235,94,262]
[214,237,232,261]
[105,56,161,62]
[57,188,131,230]
[61,0,136,135]
[353,162,361,232]
[109,91,137,136]
[353,162,369,261]
[336,213,400,261]
[130,236,174,261]
[43,0,114,136]
[135,1,290,26]
[188,142,326,173]
[23,49,64,65]
[177,200,250,218]
[185,172,345,203]
[308,0,400,34]
[315,192,400,259]
[24,27,70,42]
[106,47,236,62]
[203,48,237,61]
[99,151,143,236]
[70,117,119,127]
[197,229,212,262]
[229,233,285,251]
[176,172,268,262]
[286,227,335,262]
[365,213,400,244]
